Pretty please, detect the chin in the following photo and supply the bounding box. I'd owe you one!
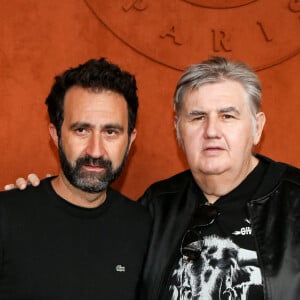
[198,163,230,176]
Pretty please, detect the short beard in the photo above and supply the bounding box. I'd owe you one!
[58,140,128,193]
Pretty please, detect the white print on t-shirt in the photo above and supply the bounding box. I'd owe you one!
[115,265,126,272]
[232,219,252,236]
[169,235,262,300]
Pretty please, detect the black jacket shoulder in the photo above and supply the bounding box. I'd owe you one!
[139,170,192,205]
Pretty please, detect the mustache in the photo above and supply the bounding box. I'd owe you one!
[76,155,112,169]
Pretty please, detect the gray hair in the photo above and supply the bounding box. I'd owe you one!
[174,56,262,117]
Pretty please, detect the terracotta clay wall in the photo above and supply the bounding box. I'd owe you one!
[1,0,300,199]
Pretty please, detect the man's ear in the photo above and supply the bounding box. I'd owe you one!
[174,115,178,130]
[174,115,184,148]
[49,123,59,148]
[128,128,137,150]
[254,112,266,145]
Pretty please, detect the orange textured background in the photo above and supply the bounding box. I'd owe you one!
[1,0,300,200]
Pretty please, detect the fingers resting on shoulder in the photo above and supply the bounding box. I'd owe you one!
[3,173,49,191]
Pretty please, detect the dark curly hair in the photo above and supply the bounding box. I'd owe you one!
[45,58,138,137]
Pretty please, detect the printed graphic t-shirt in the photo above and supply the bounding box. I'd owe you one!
[165,161,267,300]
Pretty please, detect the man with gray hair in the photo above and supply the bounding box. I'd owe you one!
[139,56,300,299]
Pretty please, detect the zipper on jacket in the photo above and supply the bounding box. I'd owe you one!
[247,198,270,300]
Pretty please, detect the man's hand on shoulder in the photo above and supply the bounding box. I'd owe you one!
[3,174,51,191]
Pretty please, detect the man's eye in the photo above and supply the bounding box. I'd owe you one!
[106,129,118,135]
[192,115,205,121]
[223,114,234,119]
[75,128,87,134]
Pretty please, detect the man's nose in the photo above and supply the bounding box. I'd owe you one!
[204,117,220,138]
[86,133,106,157]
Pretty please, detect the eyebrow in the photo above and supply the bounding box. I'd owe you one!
[70,122,91,130]
[187,110,206,117]
[187,106,241,116]
[102,123,125,132]
[219,106,241,115]
[70,122,125,132]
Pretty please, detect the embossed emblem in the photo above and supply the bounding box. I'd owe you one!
[84,0,300,71]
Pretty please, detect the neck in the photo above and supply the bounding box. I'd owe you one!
[51,171,107,208]
[193,156,259,204]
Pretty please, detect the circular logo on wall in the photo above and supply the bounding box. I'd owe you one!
[85,0,300,71]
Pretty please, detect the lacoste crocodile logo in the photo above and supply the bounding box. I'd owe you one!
[115,264,126,272]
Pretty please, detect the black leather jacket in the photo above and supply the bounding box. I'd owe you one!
[139,155,300,300]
